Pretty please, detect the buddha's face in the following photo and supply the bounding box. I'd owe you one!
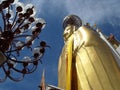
[63,25,74,41]
[64,26,71,36]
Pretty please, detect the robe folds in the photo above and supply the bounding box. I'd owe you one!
[58,26,120,90]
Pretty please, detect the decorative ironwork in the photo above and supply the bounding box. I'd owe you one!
[0,0,48,82]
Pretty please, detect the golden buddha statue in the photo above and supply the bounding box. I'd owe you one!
[58,15,120,90]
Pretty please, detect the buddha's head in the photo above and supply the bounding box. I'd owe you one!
[63,15,82,41]
[63,15,82,29]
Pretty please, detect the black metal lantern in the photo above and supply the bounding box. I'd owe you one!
[0,0,48,82]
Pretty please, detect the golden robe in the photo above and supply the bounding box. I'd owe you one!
[58,25,120,90]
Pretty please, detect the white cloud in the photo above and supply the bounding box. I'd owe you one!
[31,0,120,26]
[65,0,120,25]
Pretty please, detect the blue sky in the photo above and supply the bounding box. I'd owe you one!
[0,0,120,90]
